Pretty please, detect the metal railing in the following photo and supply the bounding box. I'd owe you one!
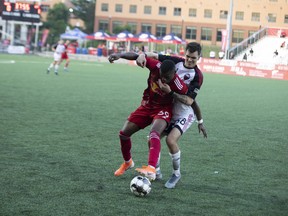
[227,27,268,59]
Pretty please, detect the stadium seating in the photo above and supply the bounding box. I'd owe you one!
[235,36,288,65]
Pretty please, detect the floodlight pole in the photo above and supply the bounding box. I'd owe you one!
[225,0,233,59]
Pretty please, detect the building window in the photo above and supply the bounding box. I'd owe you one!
[268,13,276,22]
[186,27,197,40]
[144,5,152,14]
[220,10,228,19]
[171,25,182,38]
[159,7,166,15]
[251,12,260,22]
[235,11,244,20]
[285,15,288,24]
[112,21,123,31]
[130,5,137,13]
[174,7,181,16]
[141,23,152,33]
[204,9,212,18]
[115,4,122,13]
[156,24,166,37]
[127,22,137,34]
[201,27,212,41]
[216,29,222,42]
[189,8,197,17]
[101,3,108,12]
[232,30,244,43]
[99,20,109,32]
[40,5,50,12]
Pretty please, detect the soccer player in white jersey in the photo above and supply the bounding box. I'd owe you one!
[47,40,66,75]
[136,42,207,188]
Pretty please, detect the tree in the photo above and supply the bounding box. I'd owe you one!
[43,3,70,45]
[113,25,132,34]
[70,0,96,33]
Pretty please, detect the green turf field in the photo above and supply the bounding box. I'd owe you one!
[0,54,287,216]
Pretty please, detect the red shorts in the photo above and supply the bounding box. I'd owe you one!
[128,104,172,129]
[62,52,68,59]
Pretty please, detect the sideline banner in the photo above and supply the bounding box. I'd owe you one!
[197,58,288,81]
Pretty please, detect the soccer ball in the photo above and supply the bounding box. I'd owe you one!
[130,175,151,197]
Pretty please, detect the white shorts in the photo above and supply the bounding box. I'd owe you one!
[164,101,196,135]
[53,52,61,61]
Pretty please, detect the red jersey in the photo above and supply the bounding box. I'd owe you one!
[61,44,68,59]
[142,57,188,109]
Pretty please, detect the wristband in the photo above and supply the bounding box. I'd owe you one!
[198,119,203,124]
[168,91,174,96]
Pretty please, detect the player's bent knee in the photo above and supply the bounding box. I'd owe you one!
[119,130,130,140]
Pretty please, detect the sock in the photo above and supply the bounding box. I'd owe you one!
[119,131,132,162]
[48,63,53,69]
[170,150,181,176]
[148,131,161,168]
[156,152,161,170]
[54,64,59,72]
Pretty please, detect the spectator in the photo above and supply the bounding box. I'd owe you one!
[218,51,225,59]
[242,53,247,61]
[209,50,216,58]
[249,48,254,56]
[179,46,184,56]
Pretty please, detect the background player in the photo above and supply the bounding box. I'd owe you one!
[47,40,65,75]
[59,40,70,72]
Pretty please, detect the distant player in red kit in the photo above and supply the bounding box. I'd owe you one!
[108,52,192,181]
[60,40,70,72]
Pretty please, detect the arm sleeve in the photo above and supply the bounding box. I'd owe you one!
[145,57,160,70]
[187,68,203,99]
[171,75,188,94]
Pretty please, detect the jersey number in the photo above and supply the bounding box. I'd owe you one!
[158,111,170,119]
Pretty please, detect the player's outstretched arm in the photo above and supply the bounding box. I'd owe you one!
[108,52,139,63]
[191,101,207,138]
[136,52,158,68]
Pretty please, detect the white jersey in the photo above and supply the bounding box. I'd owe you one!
[172,62,197,119]
[53,44,65,61]
[169,62,200,134]
[55,44,65,54]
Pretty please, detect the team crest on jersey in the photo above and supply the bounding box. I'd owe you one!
[151,82,162,94]
[184,74,191,80]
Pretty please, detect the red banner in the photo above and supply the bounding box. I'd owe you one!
[221,29,227,51]
[267,28,288,38]
[41,29,49,47]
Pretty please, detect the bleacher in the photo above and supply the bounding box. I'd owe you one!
[235,36,288,65]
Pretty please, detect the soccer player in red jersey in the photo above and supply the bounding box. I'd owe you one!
[60,40,70,72]
[108,52,193,181]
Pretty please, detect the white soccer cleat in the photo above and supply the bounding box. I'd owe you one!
[165,174,181,189]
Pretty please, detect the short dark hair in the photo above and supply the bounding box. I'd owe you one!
[186,42,201,55]
[160,60,176,76]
